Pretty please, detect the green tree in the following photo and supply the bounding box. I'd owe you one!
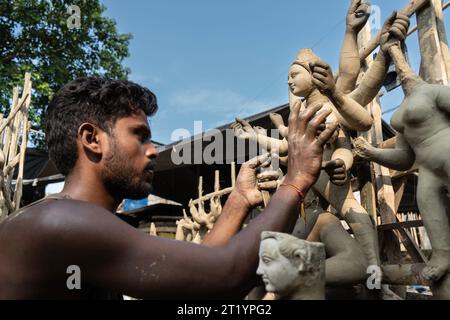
[0,0,132,148]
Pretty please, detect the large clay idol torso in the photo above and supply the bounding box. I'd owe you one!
[390,83,450,170]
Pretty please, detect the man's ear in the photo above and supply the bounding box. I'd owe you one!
[78,123,104,156]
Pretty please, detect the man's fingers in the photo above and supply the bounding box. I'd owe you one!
[316,123,326,135]
[288,99,302,134]
[258,181,279,190]
[257,170,280,181]
[298,103,323,135]
[312,73,328,83]
[317,121,339,146]
[246,153,271,169]
[310,60,330,71]
[305,108,332,139]
[312,79,327,90]
[260,157,272,168]
[312,66,330,76]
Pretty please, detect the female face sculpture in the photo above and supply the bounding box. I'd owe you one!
[288,63,314,98]
[288,48,323,99]
[256,237,301,295]
[256,231,325,299]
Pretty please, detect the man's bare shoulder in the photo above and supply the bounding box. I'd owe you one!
[3,198,110,227]
[0,198,137,252]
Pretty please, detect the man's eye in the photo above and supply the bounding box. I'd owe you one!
[135,130,150,142]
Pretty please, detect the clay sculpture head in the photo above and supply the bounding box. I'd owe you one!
[257,231,326,300]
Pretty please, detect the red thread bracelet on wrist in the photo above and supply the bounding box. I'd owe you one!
[280,183,305,200]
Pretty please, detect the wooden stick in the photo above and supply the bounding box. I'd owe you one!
[231,162,236,188]
[190,187,234,205]
[214,170,220,192]
[2,88,19,162]
[0,113,4,150]
[0,93,29,135]
[198,176,203,199]
[14,75,32,210]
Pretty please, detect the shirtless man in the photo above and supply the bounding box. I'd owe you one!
[0,77,337,299]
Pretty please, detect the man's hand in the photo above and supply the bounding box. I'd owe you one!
[284,101,339,190]
[323,159,348,186]
[310,61,336,97]
[233,154,283,209]
[346,0,371,33]
[380,11,410,53]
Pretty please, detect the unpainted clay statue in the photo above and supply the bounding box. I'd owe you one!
[291,191,368,286]
[175,209,201,242]
[232,11,410,270]
[257,231,326,300]
[354,13,450,283]
[176,161,283,243]
[174,196,223,243]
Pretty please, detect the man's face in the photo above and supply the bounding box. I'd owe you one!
[101,110,158,200]
[256,238,299,296]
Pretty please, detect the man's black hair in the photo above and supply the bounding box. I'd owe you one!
[45,76,158,175]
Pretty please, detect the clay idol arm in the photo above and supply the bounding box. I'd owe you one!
[330,91,373,132]
[349,51,389,107]
[332,129,354,170]
[337,29,362,94]
[311,61,373,131]
[354,133,415,171]
[337,0,371,94]
[351,12,412,106]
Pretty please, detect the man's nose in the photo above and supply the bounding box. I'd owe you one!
[146,143,159,159]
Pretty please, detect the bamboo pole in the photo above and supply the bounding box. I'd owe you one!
[13,74,32,209]
[231,162,236,188]
[417,0,450,84]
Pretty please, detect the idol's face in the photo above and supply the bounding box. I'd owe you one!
[256,238,299,295]
[288,64,314,98]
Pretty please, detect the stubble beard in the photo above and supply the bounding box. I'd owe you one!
[102,138,153,200]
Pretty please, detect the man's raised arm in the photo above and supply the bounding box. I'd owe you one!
[51,102,337,299]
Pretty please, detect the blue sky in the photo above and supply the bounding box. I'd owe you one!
[101,0,449,144]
